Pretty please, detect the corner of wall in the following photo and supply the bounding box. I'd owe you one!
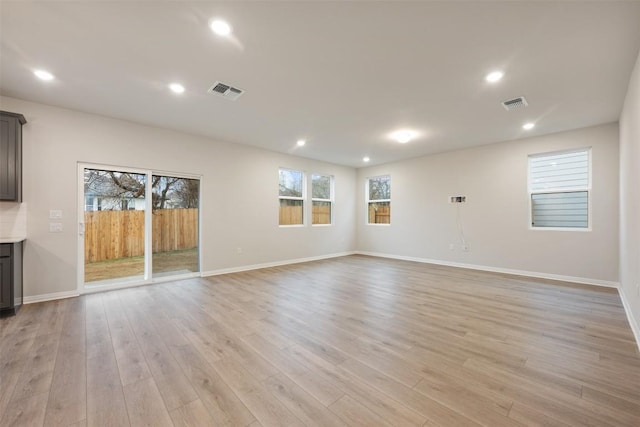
[618,46,640,352]
[619,288,640,352]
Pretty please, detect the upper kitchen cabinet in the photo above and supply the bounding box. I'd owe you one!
[0,111,26,202]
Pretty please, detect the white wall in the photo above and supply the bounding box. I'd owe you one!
[0,94,624,303]
[0,96,357,299]
[620,49,640,344]
[357,123,619,285]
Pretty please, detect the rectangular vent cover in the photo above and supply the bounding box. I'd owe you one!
[501,96,528,111]
[208,81,244,100]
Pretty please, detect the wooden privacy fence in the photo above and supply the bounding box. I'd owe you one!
[312,204,331,225]
[84,208,198,262]
[279,205,303,225]
[368,203,390,224]
[279,204,331,225]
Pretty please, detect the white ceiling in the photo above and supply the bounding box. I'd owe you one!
[2,1,640,167]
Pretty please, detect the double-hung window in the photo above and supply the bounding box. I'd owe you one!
[312,174,333,225]
[279,168,305,225]
[367,175,391,224]
[528,149,590,229]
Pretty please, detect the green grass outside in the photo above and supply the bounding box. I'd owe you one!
[85,247,198,282]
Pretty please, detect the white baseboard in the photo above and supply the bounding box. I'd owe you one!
[355,251,620,289]
[201,251,357,277]
[23,290,79,304]
[619,287,640,352]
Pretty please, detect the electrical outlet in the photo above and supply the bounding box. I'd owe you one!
[49,222,63,233]
[236,247,243,254]
[449,243,454,251]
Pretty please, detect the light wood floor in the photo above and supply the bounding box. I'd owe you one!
[1,255,639,426]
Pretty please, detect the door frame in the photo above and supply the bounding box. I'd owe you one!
[77,162,202,294]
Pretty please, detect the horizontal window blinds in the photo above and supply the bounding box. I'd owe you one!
[530,150,589,191]
[531,191,588,228]
[529,149,589,229]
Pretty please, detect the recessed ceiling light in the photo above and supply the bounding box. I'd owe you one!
[296,139,306,147]
[168,83,185,94]
[363,157,370,162]
[485,71,504,83]
[34,69,54,81]
[523,122,535,130]
[210,19,232,36]
[390,130,416,144]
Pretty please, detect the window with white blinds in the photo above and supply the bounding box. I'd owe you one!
[528,149,590,229]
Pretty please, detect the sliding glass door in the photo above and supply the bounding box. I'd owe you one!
[79,165,200,289]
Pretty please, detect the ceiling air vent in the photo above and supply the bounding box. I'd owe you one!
[208,81,244,101]
[501,96,528,111]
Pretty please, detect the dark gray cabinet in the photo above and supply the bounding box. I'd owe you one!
[0,111,26,202]
[0,242,23,316]
[0,257,10,309]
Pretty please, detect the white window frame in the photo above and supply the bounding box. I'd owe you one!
[366,175,391,226]
[311,173,334,226]
[278,167,306,227]
[528,148,592,231]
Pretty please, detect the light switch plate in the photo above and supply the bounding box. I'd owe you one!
[49,210,63,219]
[49,222,63,232]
